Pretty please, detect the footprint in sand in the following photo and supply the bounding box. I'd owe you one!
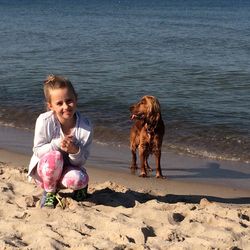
[2,234,28,248]
[168,212,186,225]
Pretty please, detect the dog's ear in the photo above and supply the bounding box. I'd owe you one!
[145,96,161,131]
[148,112,160,124]
[147,96,161,115]
[155,112,160,122]
[146,112,160,133]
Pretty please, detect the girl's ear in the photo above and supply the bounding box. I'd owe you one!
[47,102,53,110]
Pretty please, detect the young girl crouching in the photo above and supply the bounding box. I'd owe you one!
[28,75,93,208]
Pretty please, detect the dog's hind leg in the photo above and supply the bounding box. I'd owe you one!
[145,159,153,172]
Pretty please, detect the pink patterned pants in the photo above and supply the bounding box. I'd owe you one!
[34,151,89,193]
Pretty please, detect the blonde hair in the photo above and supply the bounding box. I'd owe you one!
[43,75,77,103]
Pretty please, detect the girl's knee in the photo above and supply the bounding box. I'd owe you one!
[62,169,89,190]
[72,170,89,188]
[38,150,64,177]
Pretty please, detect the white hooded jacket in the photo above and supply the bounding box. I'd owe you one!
[28,110,92,177]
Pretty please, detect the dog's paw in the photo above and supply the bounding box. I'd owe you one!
[156,174,166,179]
[139,172,147,178]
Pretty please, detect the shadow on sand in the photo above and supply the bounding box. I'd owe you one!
[87,187,250,208]
[163,162,250,180]
[59,161,250,208]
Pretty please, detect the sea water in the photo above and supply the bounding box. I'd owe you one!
[0,0,250,162]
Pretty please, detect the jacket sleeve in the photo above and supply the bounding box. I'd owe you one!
[33,115,61,158]
[68,121,93,167]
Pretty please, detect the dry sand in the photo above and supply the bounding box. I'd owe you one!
[0,150,250,250]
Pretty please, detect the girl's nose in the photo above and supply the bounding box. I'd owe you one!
[63,102,69,109]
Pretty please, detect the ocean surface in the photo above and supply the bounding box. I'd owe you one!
[0,0,250,163]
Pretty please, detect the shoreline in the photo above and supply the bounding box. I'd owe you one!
[0,124,250,192]
[1,148,250,202]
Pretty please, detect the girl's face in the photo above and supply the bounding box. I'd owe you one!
[47,87,77,124]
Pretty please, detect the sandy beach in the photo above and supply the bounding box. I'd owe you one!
[0,148,250,250]
[1,1,250,249]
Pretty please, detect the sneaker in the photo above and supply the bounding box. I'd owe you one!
[73,185,88,201]
[40,191,58,208]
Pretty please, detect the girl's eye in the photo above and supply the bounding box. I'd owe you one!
[66,99,73,105]
[56,101,63,106]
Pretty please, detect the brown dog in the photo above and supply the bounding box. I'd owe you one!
[129,95,165,178]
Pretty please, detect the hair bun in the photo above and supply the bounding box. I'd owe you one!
[44,74,56,84]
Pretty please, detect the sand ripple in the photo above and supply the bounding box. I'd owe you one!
[0,166,249,249]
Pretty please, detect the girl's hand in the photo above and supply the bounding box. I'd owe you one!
[61,136,79,154]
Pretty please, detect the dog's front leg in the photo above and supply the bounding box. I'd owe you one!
[145,160,153,172]
[155,150,164,178]
[130,146,138,170]
[139,145,147,177]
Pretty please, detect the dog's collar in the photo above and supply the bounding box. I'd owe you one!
[147,129,154,135]
[146,124,155,135]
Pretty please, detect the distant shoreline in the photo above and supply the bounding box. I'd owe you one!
[0,148,250,200]
[0,123,250,192]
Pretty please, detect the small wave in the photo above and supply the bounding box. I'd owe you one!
[94,140,109,146]
[167,144,249,164]
[0,121,15,128]
[0,121,32,131]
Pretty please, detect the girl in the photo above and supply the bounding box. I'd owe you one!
[28,75,92,208]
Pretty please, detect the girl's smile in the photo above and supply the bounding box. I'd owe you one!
[47,87,77,125]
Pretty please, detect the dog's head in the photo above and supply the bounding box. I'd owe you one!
[130,95,161,129]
